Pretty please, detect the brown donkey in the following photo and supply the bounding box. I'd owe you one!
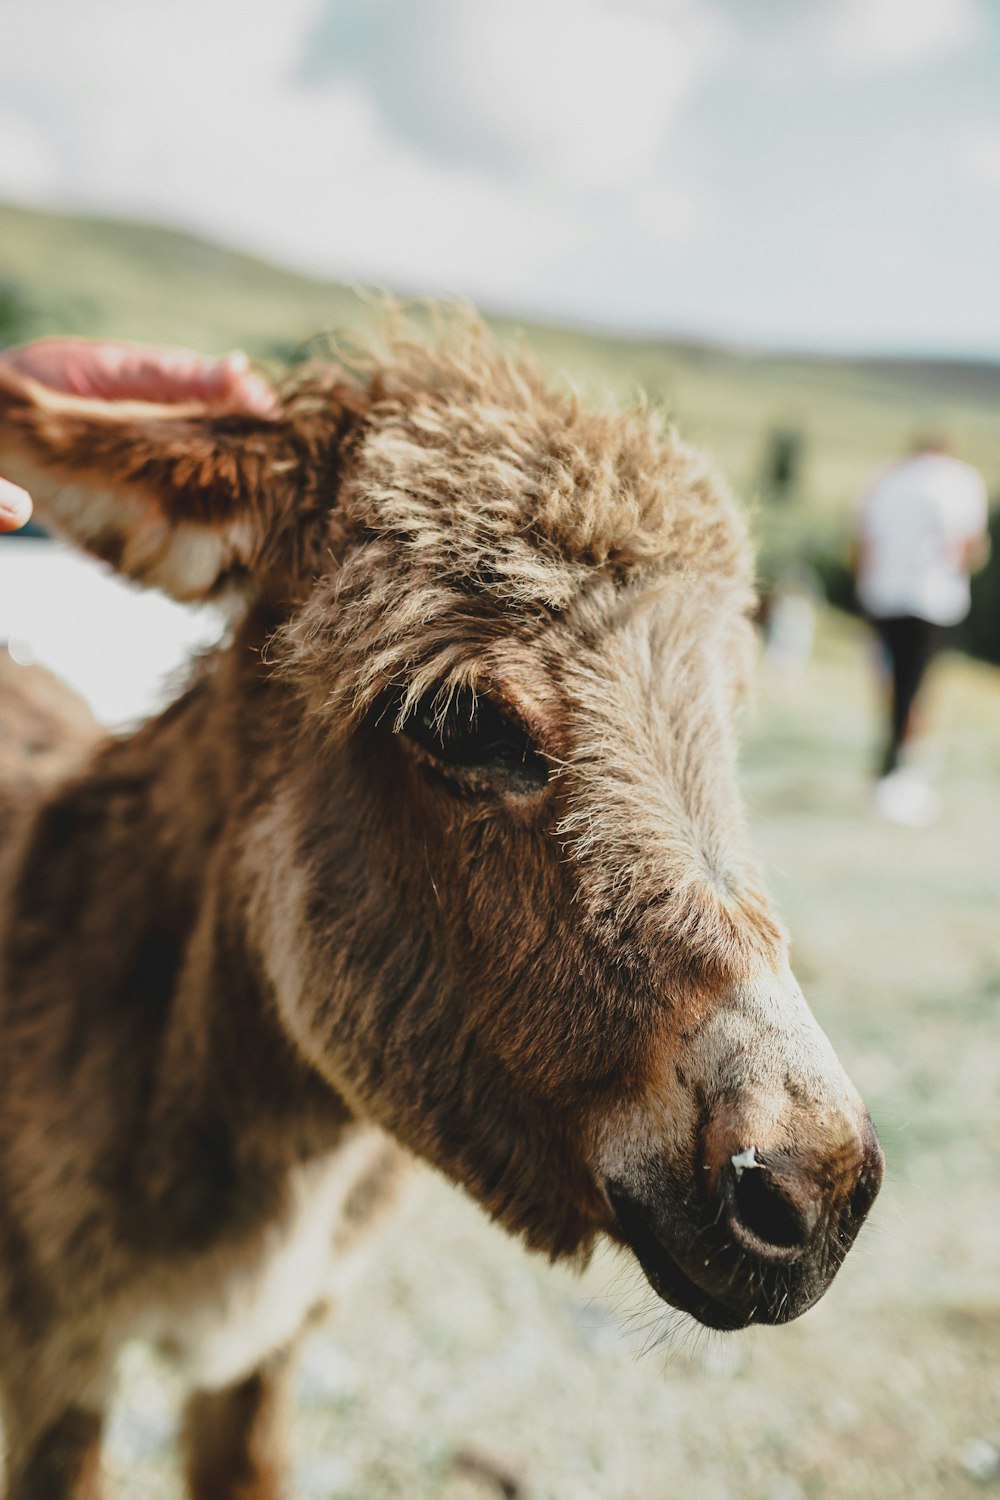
[0,321,882,1500]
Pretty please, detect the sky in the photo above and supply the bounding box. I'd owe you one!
[1,0,1000,356]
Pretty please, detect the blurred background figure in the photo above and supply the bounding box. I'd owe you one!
[762,426,804,506]
[854,435,990,825]
[762,562,821,681]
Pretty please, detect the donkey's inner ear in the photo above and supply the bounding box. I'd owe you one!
[0,365,359,603]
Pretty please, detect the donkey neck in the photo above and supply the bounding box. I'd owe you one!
[129,605,355,1173]
[4,604,353,1231]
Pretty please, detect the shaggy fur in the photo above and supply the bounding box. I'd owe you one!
[0,315,881,1499]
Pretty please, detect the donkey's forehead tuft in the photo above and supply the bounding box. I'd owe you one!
[310,319,752,608]
[278,320,755,730]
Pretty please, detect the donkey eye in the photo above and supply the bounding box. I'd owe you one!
[401,686,549,789]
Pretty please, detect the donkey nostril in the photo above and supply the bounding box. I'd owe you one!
[848,1167,878,1225]
[730,1165,810,1252]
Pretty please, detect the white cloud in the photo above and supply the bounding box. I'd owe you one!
[299,0,729,191]
[960,122,1000,195]
[818,0,985,75]
[0,107,61,199]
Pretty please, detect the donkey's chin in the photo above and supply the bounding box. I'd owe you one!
[607,1184,825,1332]
[608,1186,751,1331]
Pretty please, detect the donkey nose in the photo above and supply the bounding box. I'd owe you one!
[725,1151,816,1257]
[701,1116,884,1265]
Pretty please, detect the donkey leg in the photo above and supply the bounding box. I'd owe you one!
[3,1405,106,1500]
[0,1328,114,1500]
[181,1345,296,1500]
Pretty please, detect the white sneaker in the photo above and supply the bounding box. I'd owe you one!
[874,769,940,827]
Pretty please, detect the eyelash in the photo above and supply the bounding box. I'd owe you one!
[398,686,549,790]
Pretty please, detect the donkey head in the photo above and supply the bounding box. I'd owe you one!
[0,323,882,1330]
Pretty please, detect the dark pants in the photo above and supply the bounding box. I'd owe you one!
[870,614,943,777]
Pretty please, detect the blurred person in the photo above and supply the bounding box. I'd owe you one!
[0,338,276,534]
[762,562,820,680]
[854,434,990,826]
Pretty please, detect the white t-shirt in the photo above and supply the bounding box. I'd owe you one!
[856,452,988,625]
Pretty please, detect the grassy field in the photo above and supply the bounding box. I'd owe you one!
[85,608,999,1500]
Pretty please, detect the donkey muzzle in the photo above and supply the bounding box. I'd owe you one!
[608,1104,883,1330]
[603,964,884,1328]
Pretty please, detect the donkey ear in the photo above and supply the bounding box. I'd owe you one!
[0,363,356,602]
